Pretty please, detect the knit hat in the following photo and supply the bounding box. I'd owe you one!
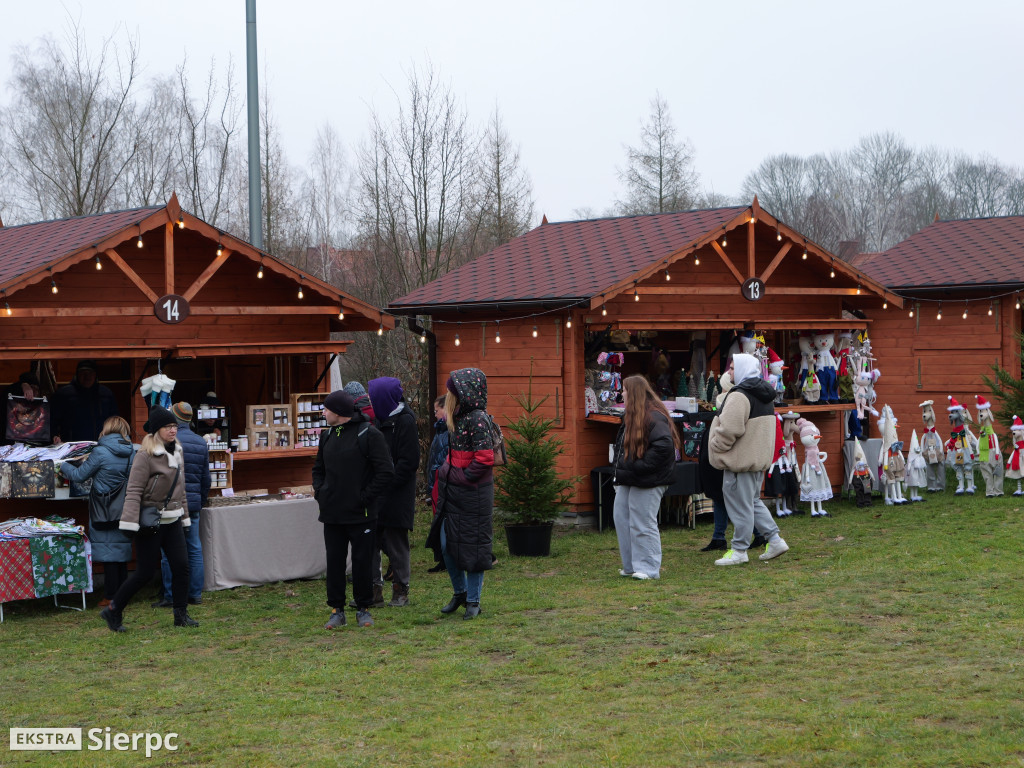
[171,402,193,424]
[146,406,177,434]
[343,381,367,397]
[323,390,355,418]
[975,395,992,411]
[446,376,458,396]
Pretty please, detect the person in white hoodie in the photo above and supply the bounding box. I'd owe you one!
[708,354,789,566]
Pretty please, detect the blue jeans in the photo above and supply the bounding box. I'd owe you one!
[441,524,483,603]
[161,513,203,601]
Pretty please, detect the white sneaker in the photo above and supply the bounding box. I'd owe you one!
[618,569,633,577]
[759,538,790,561]
[715,549,748,566]
[631,572,651,580]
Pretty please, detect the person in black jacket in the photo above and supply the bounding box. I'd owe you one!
[312,390,394,629]
[611,375,681,580]
[51,360,118,443]
[367,377,420,607]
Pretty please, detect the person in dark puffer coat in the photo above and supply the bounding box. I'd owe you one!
[367,377,420,607]
[155,403,211,607]
[431,367,495,620]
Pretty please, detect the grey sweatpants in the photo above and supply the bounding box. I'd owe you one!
[612,484,667,578]
[722,470,780,552]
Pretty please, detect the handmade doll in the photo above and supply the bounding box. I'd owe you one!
[905,429,928,502]
[1005,415,1024,495]
[878,405,908,505]
[781,411,802,514]
[850,437,873,508]
[835,330,856,403]
[802,367,821,404]
[974,395,1004,497]
[919,400,946,492]
[797,333,816,387]
[945,396,978,495]
[854,369,880,420]
[813,331,839,404]
[798,418,832,517]
[767,349,787,405]
[764,415,798,517]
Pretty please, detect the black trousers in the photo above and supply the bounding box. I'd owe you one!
[112,519,189,610]
[324,522,375,610]
[373,526,411,588]
[100,562,128,599]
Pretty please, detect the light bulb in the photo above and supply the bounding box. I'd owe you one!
[988,303,993,316]
[634,289,639,302]
[909,308,915,318]
[1016,295,1021,310]
[802,249,807,260]
[178,215,184,229]
[454,333,461,347]
[51,280,58,294]
[665,269,671,282]
[532,325,538,338]
[694,257,700,266]
[777,229,782,241]
[750,215,756,223]
[420,333,427,344]
[856,286,861,295]
[338,310,345,320]
[377,323,383,336]
[883,301,888,309]
[4,302,10,316]
[95,255,102,270]
[298,287,304,299]
[722,235,727,247]
[601,305,607,317]
[566,313,573,329]
[962,309,968,319]
[937,306,942,320]
[137,235,143,248]
[830,268,835,279]
[257,263,264,279]
[495,329,501,343]
[217,244,223,257]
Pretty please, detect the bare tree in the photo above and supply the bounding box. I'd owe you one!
[302,123,354,283]
[119,76,181,207]
[2,22,140,219]
[259,82,306,262]
[616,93,699,215]
[471,106,535,251]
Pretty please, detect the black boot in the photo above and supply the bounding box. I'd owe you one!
[389,582,410,607]
[441,592,467,614]
[100,603,125,633]
[349,583,386,609]
[173,608,199,628]
[463,602,481,620]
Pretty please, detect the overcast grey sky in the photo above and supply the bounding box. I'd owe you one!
[2,1,1022,223]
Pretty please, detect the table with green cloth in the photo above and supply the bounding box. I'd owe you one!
[0,533,92,621]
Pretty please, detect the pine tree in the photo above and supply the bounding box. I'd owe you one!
[982,331,1024,428]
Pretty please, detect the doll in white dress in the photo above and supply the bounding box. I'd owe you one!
[1004,415,1024,495]
[798,418,832,517]
[905,430,928,502]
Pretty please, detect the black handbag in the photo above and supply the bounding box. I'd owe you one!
[139,465,181,533]
[88,449,135,531]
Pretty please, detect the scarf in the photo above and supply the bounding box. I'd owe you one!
[978,425,996,462]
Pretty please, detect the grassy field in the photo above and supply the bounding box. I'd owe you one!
[3,489,1023,767]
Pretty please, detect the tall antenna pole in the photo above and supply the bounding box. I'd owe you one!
[246,0,264,248]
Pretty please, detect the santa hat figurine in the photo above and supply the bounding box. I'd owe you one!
[974,395,1004,497]
[1005,416,1024,495]
[767,349,787,405]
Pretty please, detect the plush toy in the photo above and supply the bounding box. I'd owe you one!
[836,331,856,403]
[1005,415,1024,495]
[974,395,1004,497]
[854,369,880,420]
[764,415,795,517]
[781,411,802,514]
[905,429,928,502]
[919,400,946,491]
[797,333,816,387]
[850,437,873,507]
[802,368,821,404]
[798,417,832,516]
[945,396,978,495]
[813,331,839,404]
[767,349,787,405]
[878,405,908,505]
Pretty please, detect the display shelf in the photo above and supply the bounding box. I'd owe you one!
[208,448,233,494]
[291,392,328,447]
[231,447,318,461]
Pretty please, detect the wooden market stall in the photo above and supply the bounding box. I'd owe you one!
[0,194,392,527]
[851,215,1024,433]
[390,198,902,515]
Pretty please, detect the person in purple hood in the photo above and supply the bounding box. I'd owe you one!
[367,377,420,606]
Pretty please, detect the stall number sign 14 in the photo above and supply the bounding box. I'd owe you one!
[742,278,765,302]
[154,294,191,324]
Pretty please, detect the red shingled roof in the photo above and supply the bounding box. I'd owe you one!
[391,207,748,309]
[851,216,1024,289]
[0,206,161,288]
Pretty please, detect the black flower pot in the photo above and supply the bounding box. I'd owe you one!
[504,522,554,557]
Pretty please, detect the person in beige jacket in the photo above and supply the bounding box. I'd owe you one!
[708,354,790,566]
[101,407,198,632]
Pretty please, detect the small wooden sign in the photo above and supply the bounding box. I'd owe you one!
[741,278,765,302]
[154,294,191,324]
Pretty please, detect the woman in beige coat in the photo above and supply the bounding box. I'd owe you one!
[100,407,198,632]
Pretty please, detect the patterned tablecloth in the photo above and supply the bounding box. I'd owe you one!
[0,535,92,603]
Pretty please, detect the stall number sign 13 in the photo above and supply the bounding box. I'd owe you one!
[742,278,765,302]
[154,294,191,324]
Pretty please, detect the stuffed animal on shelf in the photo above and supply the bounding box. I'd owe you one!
[854,369,880,420]
[905,429,928,502]
[919,400,946,491]
[767,349,787,405]
[813,331,839,404]
[878,405,908,505]
[802,367,821,404]
[798,417,832,516]
[781,411,802,514]
[836,330,856,403]
[797,333,815,388]
[850,437,873,508]
[974,395,1004,497]
[764,414,798,517]
[945,396,978,495]
[1005,415,1024,495]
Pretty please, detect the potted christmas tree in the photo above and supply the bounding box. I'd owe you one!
[494,365,578,556]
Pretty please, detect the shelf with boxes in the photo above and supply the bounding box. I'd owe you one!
[291,392,328,448]
[245,403,295,451]
[208,446,233,495]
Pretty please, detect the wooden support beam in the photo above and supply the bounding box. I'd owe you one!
[710,240,745,285]
[0,304,345,318]
[165,221,175,295]
[759,242,793,283]
[182,249,232,302]
[104,249,159,303]
[747,218,756,278]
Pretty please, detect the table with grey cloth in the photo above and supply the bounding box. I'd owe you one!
[199,497,326,590]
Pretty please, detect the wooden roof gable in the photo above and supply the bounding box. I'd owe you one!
[0,193,391,331]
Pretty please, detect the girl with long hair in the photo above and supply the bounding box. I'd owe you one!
[612,375,681,579]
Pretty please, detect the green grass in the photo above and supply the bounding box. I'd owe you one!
[3,489,1024,767]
